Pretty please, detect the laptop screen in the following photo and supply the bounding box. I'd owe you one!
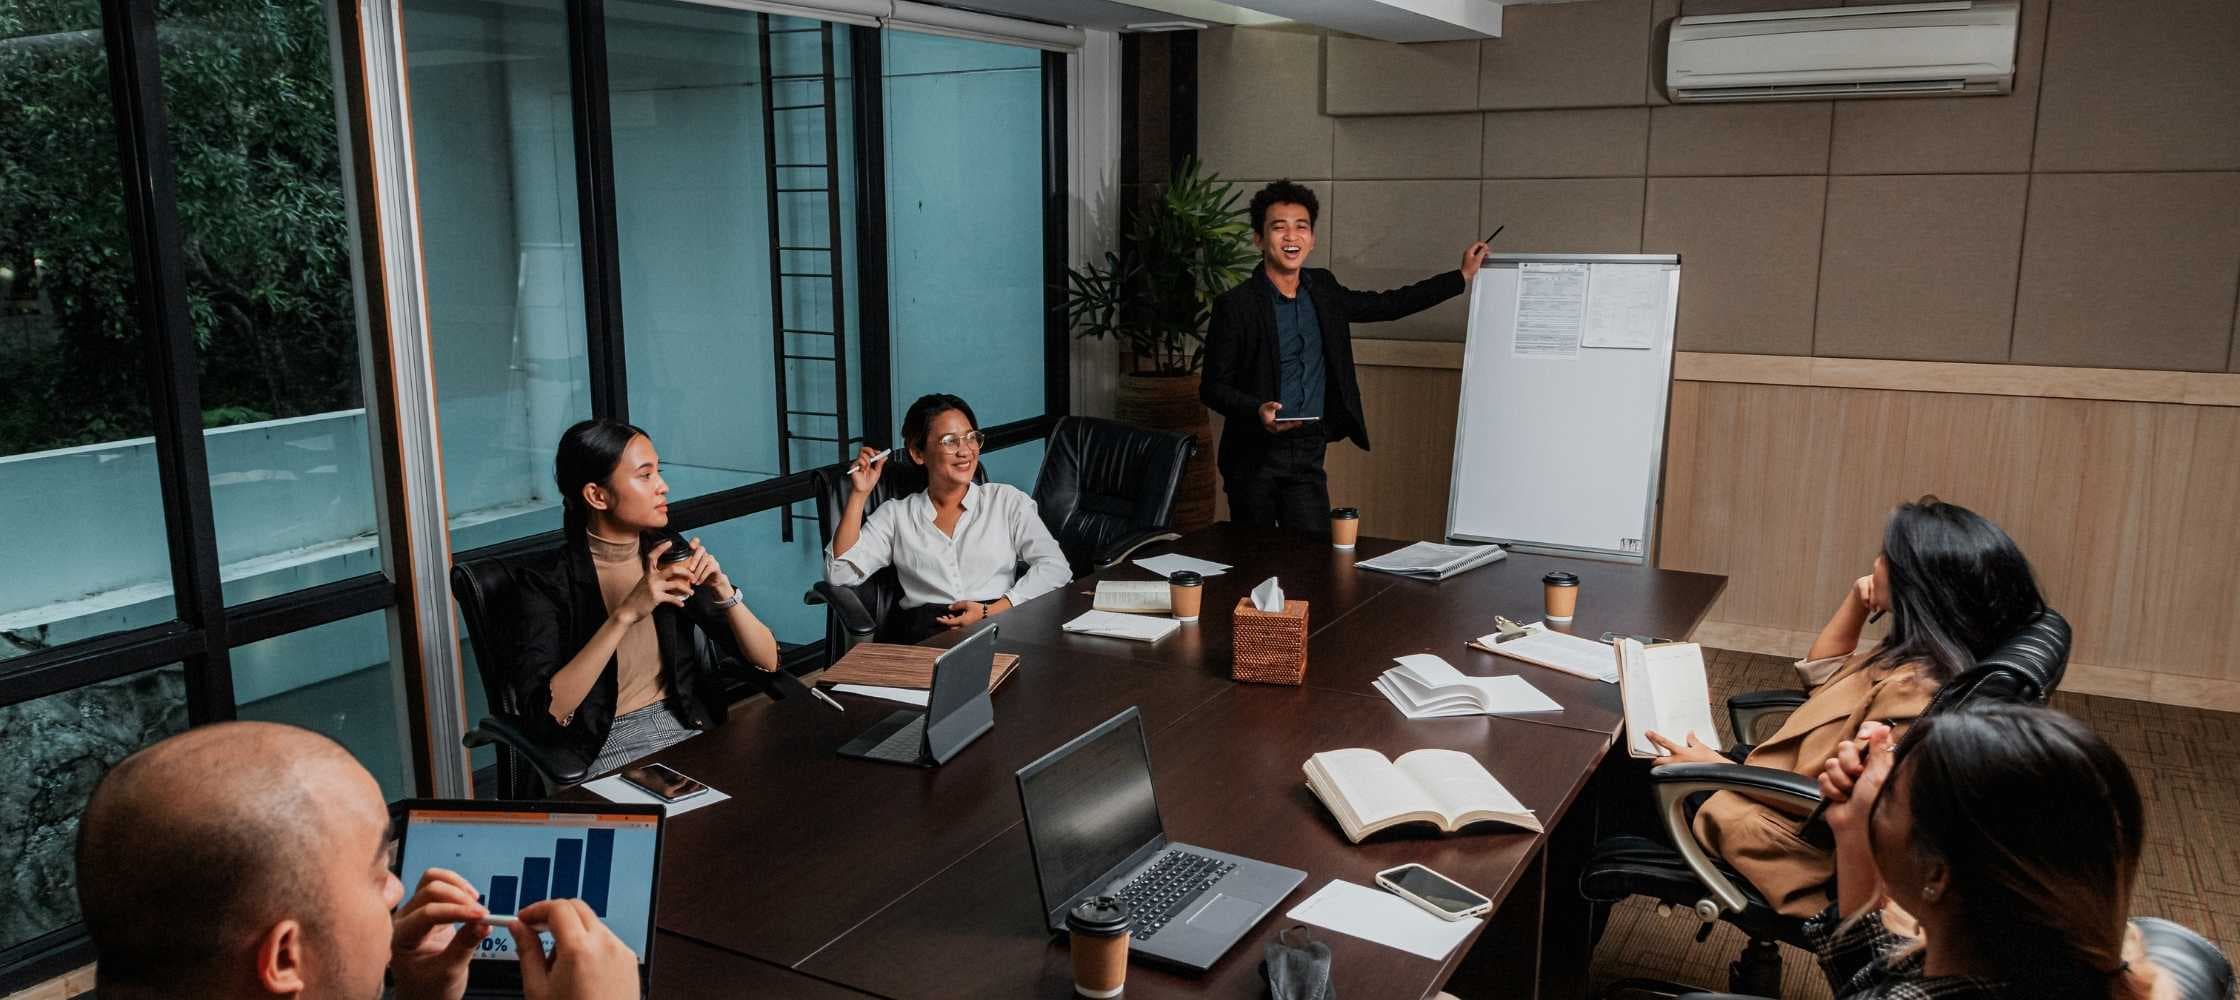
[395,804,661,965]
[1016,708,1165,924]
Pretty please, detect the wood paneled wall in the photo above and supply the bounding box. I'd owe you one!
[1319,340,2240,711]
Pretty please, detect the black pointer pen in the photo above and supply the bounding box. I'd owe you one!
[1482,225,1504,245]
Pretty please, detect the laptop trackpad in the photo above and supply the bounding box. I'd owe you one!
[1184,894,1260,935]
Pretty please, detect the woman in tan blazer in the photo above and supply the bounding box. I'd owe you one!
[1646,497,2046,919]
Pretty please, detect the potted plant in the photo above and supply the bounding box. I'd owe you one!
[1065,157,1259,531]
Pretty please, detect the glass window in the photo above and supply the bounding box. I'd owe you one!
[683,505,829,645]
[883,31,1045,430]
[403,0,594,552]
[154,0,387,605]
[605,4,863,501]
[981,440,1044,494]
[0,0,180,659]
[0,665,188,953]
[233,611,411,799]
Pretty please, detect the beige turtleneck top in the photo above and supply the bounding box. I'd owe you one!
[587,531,669,716]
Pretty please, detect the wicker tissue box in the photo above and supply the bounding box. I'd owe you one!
[1231,597,1309,686]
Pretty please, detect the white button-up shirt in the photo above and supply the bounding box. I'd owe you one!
[825,482,1073,611]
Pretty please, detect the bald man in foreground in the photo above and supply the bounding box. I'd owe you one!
[75,721,638,1000]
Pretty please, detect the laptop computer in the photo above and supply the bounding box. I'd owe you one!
[836,622,997,767]
[391,799,666,998]
[1016,706,1306,972]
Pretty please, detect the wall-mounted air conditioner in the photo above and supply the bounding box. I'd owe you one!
[1666,1,2018,103]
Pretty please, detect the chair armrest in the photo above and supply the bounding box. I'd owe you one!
[809,581,877,638]
[463,716,591,789]
[1727,689,1809,747]
[1647,762,1823,919]
[1094,528,1182,572]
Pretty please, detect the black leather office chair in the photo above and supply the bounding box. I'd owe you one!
[1668,916,2234,1000]
[1583,608,2073,997]
[802,451,988,659]
[1030,416,1193,578]
[451,552,593,799]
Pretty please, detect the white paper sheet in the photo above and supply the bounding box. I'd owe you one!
[1476,622,1619,683]
[582,775,732,817]
[1060,609,1181,642]
[1581,263,1667,350]
[1132,553,1232,578]
[831,683,929,707]
[1512,262,1587,359]
[1285,879,1483,961]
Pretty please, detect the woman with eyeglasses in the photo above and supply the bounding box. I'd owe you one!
[1640,497,2048,919]
[825,393,1071,642]
[1810,706,2157,1000]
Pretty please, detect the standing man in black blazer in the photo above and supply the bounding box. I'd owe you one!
[1201,180,1490,535]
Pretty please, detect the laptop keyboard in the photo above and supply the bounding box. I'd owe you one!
[1111,850,1237,940]
[862,716,926,763]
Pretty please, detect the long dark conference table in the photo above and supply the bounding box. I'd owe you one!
[606,525,1725,998]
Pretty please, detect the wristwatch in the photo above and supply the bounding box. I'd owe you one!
[711,584,744,611]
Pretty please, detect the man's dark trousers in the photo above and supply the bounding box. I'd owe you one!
[1223,428,1331,538]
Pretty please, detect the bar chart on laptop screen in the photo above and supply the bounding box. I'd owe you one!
[398,810,657,961]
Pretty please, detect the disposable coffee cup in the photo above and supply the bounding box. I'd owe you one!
[1067,895,1132,998]
[1329,507,1360,549]
[1168,571,1204,622]
[1543,571,1580,623]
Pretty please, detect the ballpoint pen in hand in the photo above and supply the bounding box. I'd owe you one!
[847,447,893,476]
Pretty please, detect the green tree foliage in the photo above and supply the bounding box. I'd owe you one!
[0,0,357,455]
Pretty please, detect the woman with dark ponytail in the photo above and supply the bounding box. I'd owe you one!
[511,418,781,777]
[1645,497,2047,917]
[1812,705,2155,1000]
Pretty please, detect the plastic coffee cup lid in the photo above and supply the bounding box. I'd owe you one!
[1329,507,1359,519]
[1168,570,1203,586]
[1067,896,1132,936]
[1543,571,1580,586]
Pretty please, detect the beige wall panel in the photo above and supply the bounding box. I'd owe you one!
[1814,175,2028,363]
[1198,27,1332,181]
[1480,179,1646,254]
[1328,180,1482,341]
[2233,299,2240,372]
[1658,382,2240,700]
[2033,0,2240,172]
[1229,179,1334,269]
[1680,0,1825,12]
[1334,114,1482,180]
[1324,37,1480,116]
[1482,108,1651,178]
[1648,102,1832,177]
[1322,365,1463,541]
[1829,0,2047,174]
[1479,0,1653,111]
[2012,173,2240,371]
[1644,176,1826,355]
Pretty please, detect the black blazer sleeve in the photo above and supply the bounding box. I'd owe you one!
[1337,269,1466,324]
[1198,290,1266,422]
[507,576,571,728]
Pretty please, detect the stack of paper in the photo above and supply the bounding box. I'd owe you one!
[1132,553,1232,578]
[1469,623,1619,683]
[1285,880,1482,961]
[1061,610,1181,643]
[1373,654,1563,719]
[1092,580,1171,613]
[1356,542,1506,580]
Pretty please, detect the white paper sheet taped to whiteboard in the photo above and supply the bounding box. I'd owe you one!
[1513,262,1587,359]
[1581,264,1668,350]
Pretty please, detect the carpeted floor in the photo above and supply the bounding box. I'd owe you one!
[1588,647,2240,999]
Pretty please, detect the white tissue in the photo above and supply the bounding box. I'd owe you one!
[1251,576,1285,613]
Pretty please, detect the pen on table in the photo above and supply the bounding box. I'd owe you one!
[846,447,893,476]
[810,686,846,712]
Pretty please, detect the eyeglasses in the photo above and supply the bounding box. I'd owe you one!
[932,430,987,454]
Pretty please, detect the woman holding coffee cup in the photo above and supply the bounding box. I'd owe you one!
[510,419,783,778]
[827,393,1072,642]
[1638,497,2047,920]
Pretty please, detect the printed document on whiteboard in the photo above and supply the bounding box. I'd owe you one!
[1513,262,1587,359]
[1581,264,1666,350]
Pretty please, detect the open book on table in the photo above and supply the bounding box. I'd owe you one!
[1374,654,1563,719]
[1616,638,1722,759]
[1092,580,1171,614]
[1302,748,1542,843]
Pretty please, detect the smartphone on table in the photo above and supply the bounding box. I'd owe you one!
[619,762,708,802]
[1375,863,1492,921]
